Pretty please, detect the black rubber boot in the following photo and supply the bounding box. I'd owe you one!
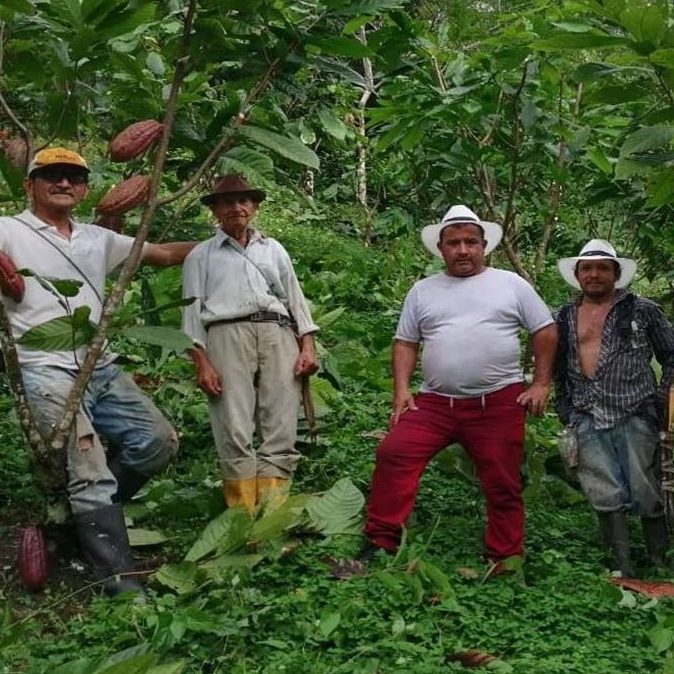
[74,503,144,596]
[642,516,670,567]
[598,511,634,577]
[109,458,149,503]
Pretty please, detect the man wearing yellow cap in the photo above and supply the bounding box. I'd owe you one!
[0,147,195,595]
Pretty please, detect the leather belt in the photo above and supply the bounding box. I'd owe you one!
[207,311,294,330]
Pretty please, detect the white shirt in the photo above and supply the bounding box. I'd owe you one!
[0,209,139,369]
[396,267,553,397]
[181,228,318,347]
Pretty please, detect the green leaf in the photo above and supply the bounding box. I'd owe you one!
[305,477,364,535]
[647,169,674,206]
[146,52,166,76]
[239,126,320,170]
[17,312,95,351]
[120,326,193,352]
[199,553,264,576]
[317,107,348,141]
[650,49,674,69]
[146,663,187,674]
[154,562,199,595]
[534,33,629,50]
[250,493,309,541]
[0,0,36,12]
[309,36,373,58]
[185,508,252,562]
[95,654,157,674]
[585,83,650,105]
[318,611,341,638]
[127,528,169,547]
[48,278,84,297]
[586,147,613,175]
[650,625,674,653]
[219,145,275,180]
[620,125,674,157]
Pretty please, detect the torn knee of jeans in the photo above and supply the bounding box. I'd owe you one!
[78,433,94,452]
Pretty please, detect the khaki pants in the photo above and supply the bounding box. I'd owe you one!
[206,321,301,480]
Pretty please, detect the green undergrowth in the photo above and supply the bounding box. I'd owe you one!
[1,206,673,673]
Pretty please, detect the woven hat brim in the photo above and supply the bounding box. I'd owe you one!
[421,220,503,258]
[557,256,637,290]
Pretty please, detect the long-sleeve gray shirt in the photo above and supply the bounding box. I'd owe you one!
[182,228,318,348]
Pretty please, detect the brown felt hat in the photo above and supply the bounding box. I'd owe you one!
[200,174,266,205]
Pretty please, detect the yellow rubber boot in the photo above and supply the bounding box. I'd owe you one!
[257,477,289,511]
[223,478,257,515]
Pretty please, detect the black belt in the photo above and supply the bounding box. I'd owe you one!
[207,311,294,330]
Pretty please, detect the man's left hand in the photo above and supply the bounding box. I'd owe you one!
[295,349,319,377]
[517,382,550,416]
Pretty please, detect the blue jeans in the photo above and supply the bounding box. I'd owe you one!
[23,363,178,514]
[574,409,663,517]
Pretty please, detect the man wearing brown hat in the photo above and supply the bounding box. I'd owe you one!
[0,147,196,595]
[182,174,319,513]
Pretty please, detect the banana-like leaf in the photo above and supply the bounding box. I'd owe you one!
[127,528,169,546]
[305,478,364,535]
[239,125,320,170]
[153,562,200,595]
[17,307,95,351]
[185,507,252,562]
[120,326,194,352]
[250,493,310,541]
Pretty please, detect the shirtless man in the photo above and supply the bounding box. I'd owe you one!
[555,239,674,577]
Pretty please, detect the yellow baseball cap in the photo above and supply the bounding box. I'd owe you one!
[27,147,89,176]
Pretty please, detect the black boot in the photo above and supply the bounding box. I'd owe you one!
[642,516,670,567]
[109,458,149,503]
[598,511,634,577]
[74,503,143,596]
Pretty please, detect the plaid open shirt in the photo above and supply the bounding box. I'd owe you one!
[555,291,674,430]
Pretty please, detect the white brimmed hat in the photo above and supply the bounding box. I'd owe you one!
[557,239,636,290]
[421,204,503,258]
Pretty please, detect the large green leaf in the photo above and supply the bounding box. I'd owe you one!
[153,562,200,595]
[620,125,674,157]
[146,663,187,674]
[128,528,169,546]
[250,493,310,541]
[305,477,364,535]
[0,0,36,12]
[94,655,157,674]
[218,145,275,180]
[120,326,194,352]
[184,507,252,562]
[317,107,348,141]
[647,168,674,206]
[239,126,320,169]
[650,48,674,69]
[17,308,95,351]
[309,36,374,58]
[534,33,629,50]
[199,553,264,577]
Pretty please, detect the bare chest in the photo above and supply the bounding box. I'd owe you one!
[576,303,611,377]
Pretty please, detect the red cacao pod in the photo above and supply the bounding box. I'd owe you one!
[18,526,49,591]
[96,175,151,216]
[94,213,125,233]
[109,120,164,162]
[0,250,25,302]
[2,138,28,169]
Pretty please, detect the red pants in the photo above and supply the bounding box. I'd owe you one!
[365,384,526,560]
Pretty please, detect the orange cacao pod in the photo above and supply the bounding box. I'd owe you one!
[18,526,49,591]
[96,175,151,216]
[2,138,28,169]
[0,250,25,302]
[94,213,125,233]
[109,120,164,162]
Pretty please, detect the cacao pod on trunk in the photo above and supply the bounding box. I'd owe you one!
[2,138,28,170]
[109,120,164,162]
[94,214,125,233]
[0,250,25,302]
[96,175,151,216]
[18,526,49,591]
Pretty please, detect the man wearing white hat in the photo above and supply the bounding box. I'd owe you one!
[555,239,674,577]
[362,205,557,567]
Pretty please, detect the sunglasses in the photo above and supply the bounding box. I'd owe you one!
[32,167,89,185]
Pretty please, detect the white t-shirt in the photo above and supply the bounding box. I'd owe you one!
[0,209,139,369]
[396,267,553,397]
